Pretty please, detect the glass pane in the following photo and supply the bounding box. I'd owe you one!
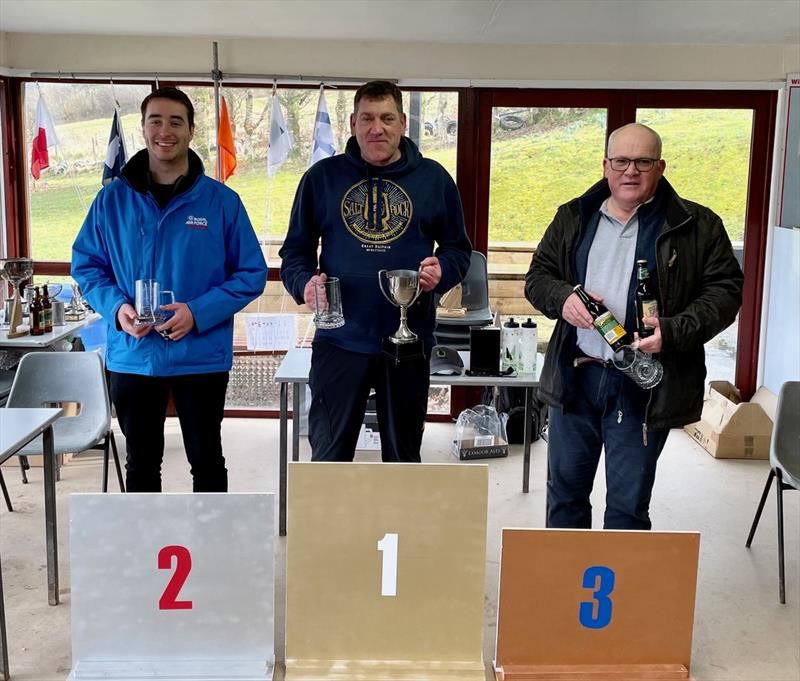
[637,108,752,384]
[24,82,151,262]
[487,107,608,344]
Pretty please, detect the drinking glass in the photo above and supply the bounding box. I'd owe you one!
[313,277,344,329]
[159,290,176,321]
[613,346,664,389]
[134,279,160,327]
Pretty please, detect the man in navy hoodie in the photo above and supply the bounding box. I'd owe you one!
[280,81,471,462]
[73,88,268,492]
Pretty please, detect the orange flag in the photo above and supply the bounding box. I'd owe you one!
[217,96,236,182]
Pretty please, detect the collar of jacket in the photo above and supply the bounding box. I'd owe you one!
[121,148,205,200]
[343,135,422,177]
[576,177,692,233]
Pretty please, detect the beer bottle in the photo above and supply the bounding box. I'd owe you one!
[42,284,53,333]
[30,286,44,336]
[635,260,658,339]
[573,284,630,352]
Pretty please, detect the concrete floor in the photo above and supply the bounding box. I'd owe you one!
[0,418,798,681]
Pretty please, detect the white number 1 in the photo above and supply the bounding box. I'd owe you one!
[377,533,399,597]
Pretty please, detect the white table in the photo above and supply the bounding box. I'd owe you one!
[0,313,100,348]
[274,347,542,536]
[0,407,63,681]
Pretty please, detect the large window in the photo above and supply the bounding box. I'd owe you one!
[24,82,150,262]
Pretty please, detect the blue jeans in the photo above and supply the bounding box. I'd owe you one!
[547,363,669,530]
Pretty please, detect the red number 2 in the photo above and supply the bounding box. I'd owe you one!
[158,545,193,610]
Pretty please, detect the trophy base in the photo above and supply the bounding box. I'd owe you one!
[382,337,424,365]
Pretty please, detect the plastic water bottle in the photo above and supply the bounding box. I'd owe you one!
[501,318,521,372]
[521,318,538,374]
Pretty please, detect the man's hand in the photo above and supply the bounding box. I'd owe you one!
[117,302,152,339]
[155,303,195,341]
[561,291,602,329]
[419,257,442,292]
[635,316,663,353]
[303,273,327,310]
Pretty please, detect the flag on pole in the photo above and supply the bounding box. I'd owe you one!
[102,108,128,186]
[267,93,293,178]
[217,96,237,183]
[30,94,60,180]
[309,87,337,166]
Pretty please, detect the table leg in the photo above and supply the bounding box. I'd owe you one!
[0,551,8,681]
[279,381,288,537]
[42,425,59,605]
[292,383,300,463]
[523,387,532,494]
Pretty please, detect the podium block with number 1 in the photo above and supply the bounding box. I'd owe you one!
[286,462,488,680]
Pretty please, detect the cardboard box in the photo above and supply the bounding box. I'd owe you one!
[356,425,381,451]
[452,435,509,461]
[684,381,775,459]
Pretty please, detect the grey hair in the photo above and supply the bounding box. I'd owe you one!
[607,123,663,158]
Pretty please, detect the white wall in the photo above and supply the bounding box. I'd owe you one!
[1,33,798,83]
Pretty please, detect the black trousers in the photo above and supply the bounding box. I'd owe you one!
[308,341,430,462]
[109,371,230,492]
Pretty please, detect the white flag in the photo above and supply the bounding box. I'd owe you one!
[267,94,293,178]
[309,87,337,166]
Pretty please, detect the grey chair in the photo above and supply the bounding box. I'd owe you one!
[434,251,493,349]
[5,351,124,497]
[746,381,800,603]
[0,370,15,510]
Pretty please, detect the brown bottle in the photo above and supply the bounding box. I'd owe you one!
[573,284,631,352]
[42,284,53,333]
[30,286,44,336]
[635,260,658,339]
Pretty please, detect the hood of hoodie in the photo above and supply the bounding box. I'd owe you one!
[121,147,205,198]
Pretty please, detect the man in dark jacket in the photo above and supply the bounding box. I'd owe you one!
[526,122,743,530]
[280,81,471,463]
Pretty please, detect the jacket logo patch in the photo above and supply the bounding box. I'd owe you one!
[341,179,412,244]
[186,215,208,229]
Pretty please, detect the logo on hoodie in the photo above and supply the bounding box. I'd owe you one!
[341,179,412,244]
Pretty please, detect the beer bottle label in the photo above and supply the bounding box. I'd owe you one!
[594,311,626,344]
[640,299,658,328]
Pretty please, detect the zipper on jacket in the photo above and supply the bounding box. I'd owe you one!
[642,387,654,446]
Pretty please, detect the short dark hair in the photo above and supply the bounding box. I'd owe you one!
[141,87,195,128]
[353,81,403,116]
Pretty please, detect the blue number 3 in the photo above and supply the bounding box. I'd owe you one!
[579,565,615,629]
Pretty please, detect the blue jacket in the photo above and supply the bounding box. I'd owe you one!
[71,149,268,376]
[280,136,471,354]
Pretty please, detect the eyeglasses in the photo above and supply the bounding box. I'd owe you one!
[607,157,661,172]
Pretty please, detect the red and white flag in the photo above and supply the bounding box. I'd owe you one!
[30,95,60,180]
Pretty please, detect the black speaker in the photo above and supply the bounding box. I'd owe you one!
[468,326,501,376]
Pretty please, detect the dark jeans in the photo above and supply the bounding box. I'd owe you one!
[546,363,669,530]
[109,371,230,493]
[308,341,430,462]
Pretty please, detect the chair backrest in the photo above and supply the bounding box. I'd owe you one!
[6,351,110,450]
[770,380,800,489]
[460,251,490,312]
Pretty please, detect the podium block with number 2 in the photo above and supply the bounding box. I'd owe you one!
[286,462,488,680]
[68,493,275,681]
[494,529,700,680]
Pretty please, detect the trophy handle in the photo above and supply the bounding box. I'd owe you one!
[378,269,399,307]
[409,267,423,306]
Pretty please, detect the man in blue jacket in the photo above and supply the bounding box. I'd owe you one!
[72,87,268,492]
[280,81,471,463]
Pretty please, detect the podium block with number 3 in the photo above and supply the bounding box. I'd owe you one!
[493,529,700,680]
[286,462,488,680]
[68,493,275,681]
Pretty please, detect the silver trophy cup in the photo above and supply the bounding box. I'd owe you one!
[378,269,423,344]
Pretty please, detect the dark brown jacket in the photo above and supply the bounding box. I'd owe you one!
[525,177,744,431]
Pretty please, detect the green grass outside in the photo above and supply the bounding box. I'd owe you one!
[29,107,749,262]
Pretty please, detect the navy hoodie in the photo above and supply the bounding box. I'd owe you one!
[280,136,471,354]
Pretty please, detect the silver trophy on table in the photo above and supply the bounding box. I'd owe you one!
[378,268,424,363]
[0,257,34,338]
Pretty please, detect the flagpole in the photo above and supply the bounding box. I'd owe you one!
[212,41,221,181]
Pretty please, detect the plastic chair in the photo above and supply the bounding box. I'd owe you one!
[5,351,124,495]
[745,381,800,603]
[435,251,493,348]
